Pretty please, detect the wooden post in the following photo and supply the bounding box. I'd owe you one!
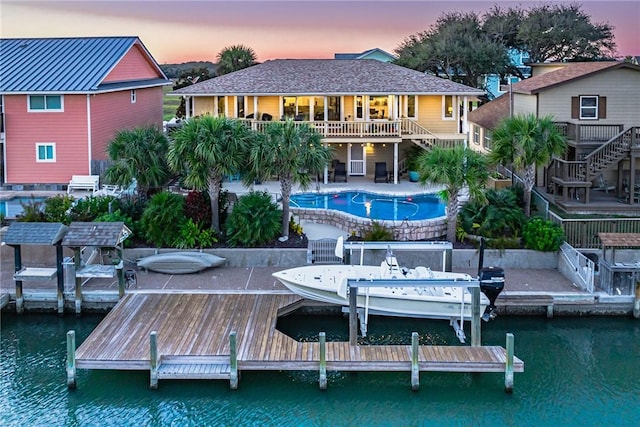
[150,331,158,389]
[349,285,358,346]
[411,332,419,391]
[505,333,514,393]
[633,281,640,319]
[74,248,82,315]
[56,245,65,315]
[66,330,76,388]
[319,332,327,390]
[471,286,481,347]
[229,331,238,390]
[116,260,125,299]
[14,246,23,314]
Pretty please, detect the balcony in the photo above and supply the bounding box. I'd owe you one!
[240,119,402,139]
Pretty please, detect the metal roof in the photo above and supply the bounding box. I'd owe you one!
[172,59,485,97]
[2,222,68,246]
[0,36,168,93]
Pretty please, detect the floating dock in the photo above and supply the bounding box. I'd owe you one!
[68,293,524,391]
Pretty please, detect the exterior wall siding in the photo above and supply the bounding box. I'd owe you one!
[193,97,214,117]
[257,96,280,119]
[103,44,162,82]
[537,69,640,125]
[4,94,89,184]
[513,93,537,116]
[91,87,164,162]
[416,96,458,133]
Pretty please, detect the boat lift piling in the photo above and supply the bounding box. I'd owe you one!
[346,278,483,345]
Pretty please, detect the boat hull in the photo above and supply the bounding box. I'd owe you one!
[137,252,226,274]
[273,264,488,320]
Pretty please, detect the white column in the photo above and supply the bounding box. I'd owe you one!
[253,96,258,118]
[393,142,398,184]
[462,96,469,134]
[185,96,191,119]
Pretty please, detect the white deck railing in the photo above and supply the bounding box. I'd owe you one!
[558,242,595,293]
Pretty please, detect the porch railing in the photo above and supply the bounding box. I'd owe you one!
[548,212,640,249]
[239,119,402,138]
[554,122,625,144]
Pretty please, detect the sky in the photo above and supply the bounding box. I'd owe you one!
[1,0,639,64]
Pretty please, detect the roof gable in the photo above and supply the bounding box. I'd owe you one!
[173,59,484,96]
[512,61,639,95]
[0,36,168,93]
[2,222,68,246]
[102,44,165,83]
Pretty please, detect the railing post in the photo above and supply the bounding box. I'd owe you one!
[349,285,358,346]
[319,332,327,390]
[230,331,238,389]
[150,331,158,389]
[505,333,514,393]
[411,332,419,391]
[66,330,76,389]
[471,286,481,347]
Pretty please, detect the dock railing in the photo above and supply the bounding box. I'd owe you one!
[558,242,595,293]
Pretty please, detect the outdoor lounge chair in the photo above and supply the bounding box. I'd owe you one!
[333,161,347,182]
[374,162,389,183]
[593,175,615,193]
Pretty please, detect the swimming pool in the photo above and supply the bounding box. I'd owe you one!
[290,191,445,221]
[0,196,46,218]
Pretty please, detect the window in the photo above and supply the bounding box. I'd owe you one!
[580,96,598,119]
[407,95,416,118]
[217,96,225,116]
[130,90,136,104]
[443,95,454,119]
[36,143,56,162]
[473,127,480,145]
[28,95,63,111]
[236,96,244,118]
[282,96,311,120]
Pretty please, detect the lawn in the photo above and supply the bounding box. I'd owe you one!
[163,83,180,121]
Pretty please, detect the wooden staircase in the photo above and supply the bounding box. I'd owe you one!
[157,355,231,380]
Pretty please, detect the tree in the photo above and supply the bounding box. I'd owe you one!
[489,114,567,217]
[104,126,171,198]
[168,116,254,233]
[416,146,489,243]
[216,45,257,76]
[173,67,213,118]
[247,120,333,239]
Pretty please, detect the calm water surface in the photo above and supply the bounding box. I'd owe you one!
[1,313,639,426]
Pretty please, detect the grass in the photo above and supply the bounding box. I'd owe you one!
[163,83,180,121]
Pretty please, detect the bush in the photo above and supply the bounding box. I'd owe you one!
[225,191,280,247]
[140,191,186,247]
[16,196,46,222]
[459,188,525,238]
[44,194,75,224]
[69,195,117,222]
[362,221,394,241]
[522,217,564,252]
[185,191,212,229]
[174,218,218,249]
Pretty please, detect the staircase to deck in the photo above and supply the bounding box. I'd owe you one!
[157,355,231,380]
[399,119,465,175]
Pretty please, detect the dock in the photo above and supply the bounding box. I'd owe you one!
[69,293,524,391]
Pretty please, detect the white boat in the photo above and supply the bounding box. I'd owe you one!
[137,251,226,274]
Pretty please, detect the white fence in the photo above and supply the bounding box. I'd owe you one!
[558,242,595,293]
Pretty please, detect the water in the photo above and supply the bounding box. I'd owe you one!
[0,196,46,218]
[2,313,639,426]
[290,191,445,221]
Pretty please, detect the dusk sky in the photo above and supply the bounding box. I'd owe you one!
[2,1,639,64]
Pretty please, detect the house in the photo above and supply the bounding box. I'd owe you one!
[481,49,532,99]
[0,36,171,190]
[334,48,397,63]
[468,61,640,211]
[171,59,484,183]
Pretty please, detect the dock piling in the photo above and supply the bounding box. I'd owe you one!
[411,332,419,391]
[319,332,327,390]
[150,331,158,389]
[505,333,514,393]
[229,331,238,390]
[349,286,358,346]
[471,287,481,347]
[66,330,76,389]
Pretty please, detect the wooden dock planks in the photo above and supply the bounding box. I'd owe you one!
[75,293,524,375]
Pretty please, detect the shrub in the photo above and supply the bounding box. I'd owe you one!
[43,194,75,224]
[459,188,525,238]
[16,196,46,222]
[174,218,218,249]
[69,195,117,222]
[140,191,186,247]
[225,191,280,247]
[522,217,564,252]
[362,221,394,241]
[185,191,212,229]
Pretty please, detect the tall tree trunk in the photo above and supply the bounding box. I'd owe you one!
[280,176,292,239]
[208,176,222,234]
[524,164,536,217]
[446,189,460,243]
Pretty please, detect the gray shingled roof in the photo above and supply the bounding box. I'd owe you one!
[2,222,68,246]
[467,94,510,131]
[0,36,169,93]
[62,222,131,247]
[172,59,485,96]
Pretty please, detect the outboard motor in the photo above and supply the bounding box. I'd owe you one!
[479,266,505,321]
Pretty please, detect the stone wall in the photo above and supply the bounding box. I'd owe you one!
[291,208,447,241]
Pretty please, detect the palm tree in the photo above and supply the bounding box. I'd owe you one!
[104,126,171,198]
[489,114,567,217]
[247,120,333,239]
[168,116,254,233]
[417,145,490,243]
[216,45,257,76]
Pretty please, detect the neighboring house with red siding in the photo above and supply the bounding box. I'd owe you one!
[0,36,170,190]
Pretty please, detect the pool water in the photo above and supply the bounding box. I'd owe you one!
[290,191,445,221]
[0,196,46,218]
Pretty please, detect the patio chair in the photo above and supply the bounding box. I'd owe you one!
[374,162,389,183]
[593,175,615,193]
[333,161,347,182]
